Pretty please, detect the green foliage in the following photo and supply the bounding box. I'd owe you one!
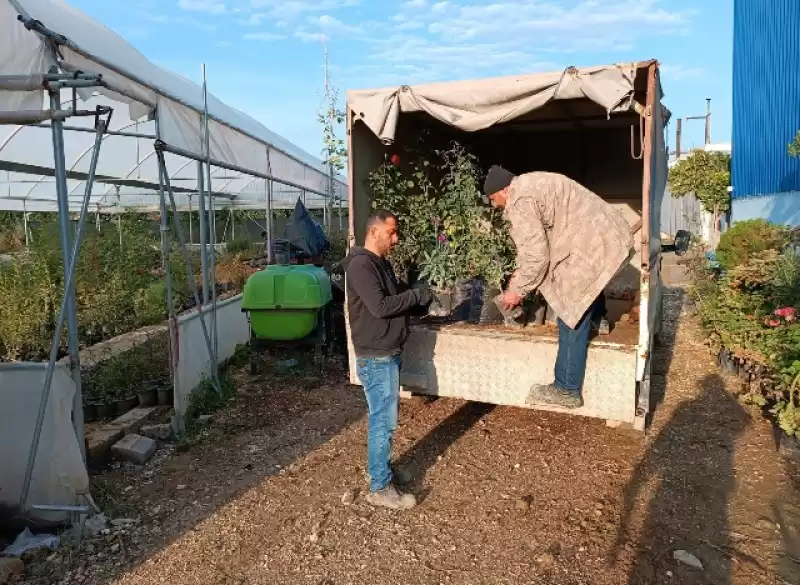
[318,88,347,175]
[715,219,790,270]
[81,333,170,402]
[691,219,800,436]
[369,141,515,288]
[789,129,800,158]
[668,149,731,215]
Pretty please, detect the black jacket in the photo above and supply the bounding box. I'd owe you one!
[342,247,429,357]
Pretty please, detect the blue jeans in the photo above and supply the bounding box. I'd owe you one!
[356,355,401,492]
[555,295,606,393]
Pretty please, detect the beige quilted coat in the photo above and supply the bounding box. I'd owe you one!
[503,172,634,329]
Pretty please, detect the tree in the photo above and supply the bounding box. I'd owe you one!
[789,130,800,158]
[318,84,347,231]
[668,149,731,245]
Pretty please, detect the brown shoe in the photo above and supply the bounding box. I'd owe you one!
[365,484,417,510]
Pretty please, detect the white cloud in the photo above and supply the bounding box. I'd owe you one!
[248,0,360,21]
[275,20,289,28]
[294,30,330,43]
[243,31,287,41]
[316,14,362,34]
[178,0,226,14]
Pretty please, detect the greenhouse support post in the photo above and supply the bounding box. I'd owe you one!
[196,161,210,305]
[155,144,220,391]
[202,63,218,369]
[50,89,85,464]
[20,107,109,509]
[265,149,273,264]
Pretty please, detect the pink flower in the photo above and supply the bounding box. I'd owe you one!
[774,307,796,319]
[767,319,781,328]
[438,233,447,243]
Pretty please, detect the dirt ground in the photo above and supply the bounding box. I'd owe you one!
[15,288,800,585]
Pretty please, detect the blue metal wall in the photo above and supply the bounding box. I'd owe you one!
[732,0,800,204]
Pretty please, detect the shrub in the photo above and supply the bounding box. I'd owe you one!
[715,219,790,270]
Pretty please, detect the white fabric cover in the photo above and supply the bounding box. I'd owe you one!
[0,363,89,525]
[0,0,346,211]
[347,64,642,144]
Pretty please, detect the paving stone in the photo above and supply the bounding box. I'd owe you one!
[140,423,173,441]
[111,434,157,465]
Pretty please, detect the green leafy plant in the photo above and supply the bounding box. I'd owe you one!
[669,149,731,244]
[369,141,515,290]
[715,219,790,270]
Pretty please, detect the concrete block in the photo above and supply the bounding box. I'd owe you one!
[111,434,157,465]
[86,428,125,463]
[106,407,161,434]
[140,423,173,441]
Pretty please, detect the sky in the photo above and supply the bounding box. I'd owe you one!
[67,0,734,164]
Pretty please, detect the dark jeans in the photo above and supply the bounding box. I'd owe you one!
[555,294,606,393]
[356,355,402,492]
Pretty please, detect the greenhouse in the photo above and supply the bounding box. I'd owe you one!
[0,0,347,527]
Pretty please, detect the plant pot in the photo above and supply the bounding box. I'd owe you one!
[137,388,158,407]
[82,403,97,424]
[428,290,454,317]
[451,278,474,321]
[469,279,504,325]
[158,387,174,406]
[94,402,114,419]
[115,396,139,416]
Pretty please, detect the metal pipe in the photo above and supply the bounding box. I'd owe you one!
[202,64,218,370]
[14,14,330,180]
[0,109,101,124]
[155,149,220,390]
[705,98,711,145]
[19,109,107,508]
[196,162,210,305]
[0,74,46,91]
[30,123,156,140]
[265,151,273,264]
[157,143,176,424]
[160,141,334,198]
[675,118,682,160]
[50,92,87,464]
[188,195,193,244]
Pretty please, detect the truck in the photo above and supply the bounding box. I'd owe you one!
[344,60,674,431]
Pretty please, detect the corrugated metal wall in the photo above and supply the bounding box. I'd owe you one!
[732,0,800,199]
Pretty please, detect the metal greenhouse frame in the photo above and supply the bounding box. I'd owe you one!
[0,0,347,525]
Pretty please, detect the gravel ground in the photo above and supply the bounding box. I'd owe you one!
[14,288,800,585]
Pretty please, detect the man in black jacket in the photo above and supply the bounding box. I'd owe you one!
[342,210,431,510]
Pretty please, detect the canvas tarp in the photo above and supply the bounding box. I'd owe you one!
[347,63,647,145]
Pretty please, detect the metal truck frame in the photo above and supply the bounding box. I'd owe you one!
[344,61,669,431]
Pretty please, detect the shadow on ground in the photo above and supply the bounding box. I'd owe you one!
[615,372,750,584]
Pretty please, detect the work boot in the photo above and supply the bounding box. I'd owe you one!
[526,383,583,409]
[365,484,417,510]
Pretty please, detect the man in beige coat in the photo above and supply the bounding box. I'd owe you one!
[483,165,634,409]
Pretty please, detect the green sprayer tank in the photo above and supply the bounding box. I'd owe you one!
[241,264,332,341]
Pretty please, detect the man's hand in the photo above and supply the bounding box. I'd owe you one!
[500,291,523,310]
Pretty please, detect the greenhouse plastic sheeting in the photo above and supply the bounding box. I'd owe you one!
[174,295,249,416]
[0,0,347,211]
[0,363,89,526]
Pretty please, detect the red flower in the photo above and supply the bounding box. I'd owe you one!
[767,319,781,328]
[774,307,796,320]
[389,153,401,166]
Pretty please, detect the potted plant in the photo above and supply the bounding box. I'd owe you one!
[82,402,97,424]
[158,384,174,406]
[137,381,159,407]
[94,397,114,419]
[418,242,461,317]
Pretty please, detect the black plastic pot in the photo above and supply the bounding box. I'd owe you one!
[115,396,139,416]
[469,279,504,325]
[428,290,454,317]
[82,403,97,424]
[137,388,158,407]
[95,402,114,419]
[158,387,174,406]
